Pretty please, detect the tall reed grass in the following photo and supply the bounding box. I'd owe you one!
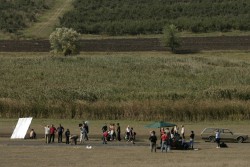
[0,51,250,121]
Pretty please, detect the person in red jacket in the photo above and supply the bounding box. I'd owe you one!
[103,130,108,144]
[49,124,56,143]
[161,131,169,152]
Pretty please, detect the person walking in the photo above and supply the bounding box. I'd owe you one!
[57,124,64,143]
[149,131,157,152]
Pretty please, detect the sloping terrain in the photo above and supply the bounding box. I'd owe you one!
[22,0,73,39]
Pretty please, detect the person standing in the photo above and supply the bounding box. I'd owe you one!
[79,124,84,144]
[126,125,130,141]
[149,131,157,152]
[65,129,70,144]
[181,125,185,139]
[103,130,108,144]
[215,129,221,148]
[174,125,178,135]
[57,124,64,143]
[29,129,36,139]
[160,127,165,145]
[165,128,171,152]
[129,127,135,144]
[44,125,50,144]
[49,124,56,143]
[109,123,116,140]
[161,131,168,152]
[102,123,108,133]
[83,122,89,141]
[189,130,195,149]
[116,123,121,141]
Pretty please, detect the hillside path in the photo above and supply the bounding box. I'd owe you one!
[23,0,73,39]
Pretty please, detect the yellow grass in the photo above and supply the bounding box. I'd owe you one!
[0,140,249,167]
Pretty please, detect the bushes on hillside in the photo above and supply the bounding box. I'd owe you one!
[0,0,52,33]
[59,0,250,35]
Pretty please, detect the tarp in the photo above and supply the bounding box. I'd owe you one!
[11,117,33,139]
[145,121,176,128]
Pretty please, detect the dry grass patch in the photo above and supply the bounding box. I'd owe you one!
[0,142,249,167]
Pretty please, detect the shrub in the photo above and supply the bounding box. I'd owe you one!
[49,27,80,56]
[162,24,181,53]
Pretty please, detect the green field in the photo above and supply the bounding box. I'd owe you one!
[1,51,250,121]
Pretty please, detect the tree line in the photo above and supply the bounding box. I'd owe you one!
[0,0,52,33]
[59,0,250,35]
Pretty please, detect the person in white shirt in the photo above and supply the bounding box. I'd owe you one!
[126,125,130,141]
[215,129,221,148]
[44,125,50,144]
[181,125,185,139]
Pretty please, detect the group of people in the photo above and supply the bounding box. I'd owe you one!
[149,125,195,152]
[101,123,120,143]
[35,122,197,149]
[44,124,71,144]
[34,123,226,150]
[102,123,136,144]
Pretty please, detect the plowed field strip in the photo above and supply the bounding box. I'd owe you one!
[0,36,250,52]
